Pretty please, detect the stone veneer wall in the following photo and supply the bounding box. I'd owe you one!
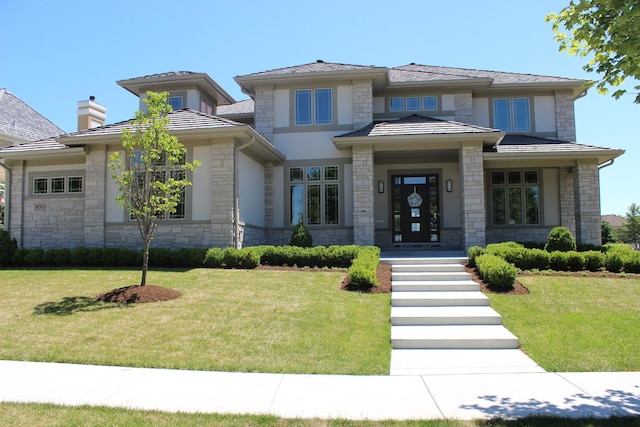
[352,80,373,129]
[574,161,601,245]
[254,85,274,143]
[351,145,375,246]
[375,228,463,250]
[8,162,24,247]
[210,141,236,248]
[559,167,577,238]
[104,223,211,248]
[239,224,267,248]
[459,143,486,250]
[486,227,554,245]
[264,162,274,242]
[84,146,106,247]
[22,196,85,248]
[555,91,577,142]
[270,227,354,247]
[454,91,473,124]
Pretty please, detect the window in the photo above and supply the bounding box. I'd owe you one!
[389,98,404,111]
[406,97,420,111]
[289,165,339,225]
[295,89,332,125]
[389,96,438,112]
[200,100,213,115]
[168,96,183,111]
[490,170,539,226]
[493,98,530,132]
[31,175,84,195]
[423,96,437,110]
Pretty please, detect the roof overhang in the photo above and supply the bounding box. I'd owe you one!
[388,78,494,90]
[333,131,504,151]
[484,147,625,165]
[0,146,85,160]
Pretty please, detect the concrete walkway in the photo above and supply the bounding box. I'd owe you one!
[1,360,639,420]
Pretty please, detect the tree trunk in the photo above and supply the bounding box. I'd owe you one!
[141,238,150,286]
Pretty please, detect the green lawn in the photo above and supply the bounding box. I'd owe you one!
[0,268,391,375]
[488,275,640,372]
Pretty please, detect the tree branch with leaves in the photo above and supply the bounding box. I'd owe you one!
[109,91,199,286]
[546,0,640,103]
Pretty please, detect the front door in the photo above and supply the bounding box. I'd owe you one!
[392,175,440,243]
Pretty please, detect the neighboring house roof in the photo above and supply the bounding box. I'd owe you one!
[0,89,65,144]
[602,214,625,227]
[336,115,501,138]
[216,99,255,115]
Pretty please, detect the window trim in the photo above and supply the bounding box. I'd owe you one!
[288,165,340,226]
[30,172,84,196]
[294,88,333,126]
[488,169,540,226]
[493,97,531,132]
[389,95,439,112]
[167,96,183,111]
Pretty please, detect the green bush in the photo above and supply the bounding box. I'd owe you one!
[0,230,18,267]
[623,252,640,274]
[86,248,103,266]
[347,246,380,288]
[518,248,550,271]
[24,248,45,266]
[476,253,517,290]
[203,248,224,268]
[583,251,605,272]
[606,252,625,273]
[549,251,569,271]
[467,246,484,268]
[485,242,525,265]
[566,251,585,271]
[289,222,312,247]
[70,247,90,266]
[545,226,576,252]
[239,248,260,269]
[44,248,71,266]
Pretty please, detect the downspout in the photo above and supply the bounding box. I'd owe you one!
[233,137,255,249]
[598,159,615,170]
[0,161,10,232]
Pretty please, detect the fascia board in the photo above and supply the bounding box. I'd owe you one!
[0,147,86,160]
[483,148,625,164]
[332,132,502,149]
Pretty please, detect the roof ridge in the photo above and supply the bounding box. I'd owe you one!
[0,89,66,137]
[393,64,580,81]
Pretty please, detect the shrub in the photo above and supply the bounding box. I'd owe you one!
[549,251,569,271]
[347,246,380,288]
[606,252,624,273]
[485,242,525,265]
[545,226,576,252]
[222,248,242,268]
[476,254,517,290]
[467,246,484,268]
[86,248,103,266]
[566,251,585,271]
[518,248,550,271]
[239,248,260,269]
[24,248,45,266]
[289,222,312,247]
[203,248,224,268]
[583,251,605,272]
[45,248,71,266]
[0,230,18,267]
[70,247,90,266]
[623,252,640,274]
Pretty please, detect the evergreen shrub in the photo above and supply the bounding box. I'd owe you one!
[545,226,577,252]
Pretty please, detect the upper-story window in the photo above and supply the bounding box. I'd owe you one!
[295,89,332,125]
[32,174,84,195]
[200,100,213,115]
[389,96,438,112]
[168,96,183,111]
[493,98,530,132]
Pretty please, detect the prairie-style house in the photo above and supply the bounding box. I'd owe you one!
[0,61,624,251]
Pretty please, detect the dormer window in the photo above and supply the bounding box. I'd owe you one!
[295,89,332,125]
[168,96,183,111]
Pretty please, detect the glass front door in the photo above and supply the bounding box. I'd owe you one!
[392,175,440,243]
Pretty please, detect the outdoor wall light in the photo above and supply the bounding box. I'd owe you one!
[378,180,384,193]
[446,179,453,193]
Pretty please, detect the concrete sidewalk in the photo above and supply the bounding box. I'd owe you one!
[0,360,638,420]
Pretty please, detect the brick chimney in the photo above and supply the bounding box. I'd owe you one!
[77,96,106,130]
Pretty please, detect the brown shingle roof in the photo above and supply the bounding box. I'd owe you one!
[215,99,254,115]
[494,134,616,153]
[238,60,380,77]
[0,89,65,143]
[336,115,501,138]
[0,137,66,153]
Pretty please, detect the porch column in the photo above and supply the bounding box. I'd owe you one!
[8,161,24,247]
[559,167,577,238]
[352,144,375,246]
[210,139,236,248]
[264,161,274,242]
[574,160,601,245]
[84,145,106,247]
[459,142,486,250]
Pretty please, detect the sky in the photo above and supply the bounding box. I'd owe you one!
[1,0,638,216]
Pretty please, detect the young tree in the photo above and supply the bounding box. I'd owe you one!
[546,0,640,103]
[624,203,640,248]
[109,91,199,286]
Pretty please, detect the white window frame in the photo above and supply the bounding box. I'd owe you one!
[31,174,84,196]
[289,165,340,226]
[423,96,437,110]
[489,169,540,226]
[168,96,183,111]
[493,98,531,132]
[294,88,333,126]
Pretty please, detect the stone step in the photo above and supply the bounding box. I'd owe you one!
[381,256,467,266]
[390,306,503,325]
[392,271,471,282]
[391,325,520,349]
[391,280,479,292]
[391,291,490,307]
[392,264,466,273]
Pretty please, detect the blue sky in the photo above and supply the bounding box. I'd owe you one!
[1,0,638,215]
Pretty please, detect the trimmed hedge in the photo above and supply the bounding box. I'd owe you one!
[347,246,380,288]
[475,253,517,290]
[545,226,577,252]
[467,246,484,268]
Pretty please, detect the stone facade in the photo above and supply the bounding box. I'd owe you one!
[352,80,373,129]
[8,162,24,246]
[454,91,473,124]
[210,140,236,248]
[264,162,274,242]
[574,161,601,245]
[559,166,577,238]
[254,85,274,143]
[352,145,375,246]
[22,196,85,248]
[486,226,554,245]
[555,91,577,142]
[105,223,211,248]
[459,143,486,250]
[271,227,354,247]
[84,146,107,247]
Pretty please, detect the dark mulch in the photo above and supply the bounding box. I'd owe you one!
[464,264,530,295]
[95,285,181,304]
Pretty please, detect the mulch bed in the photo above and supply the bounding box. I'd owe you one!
[95,285,181,304]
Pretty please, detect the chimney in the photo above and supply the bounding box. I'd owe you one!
[77,96,107,131]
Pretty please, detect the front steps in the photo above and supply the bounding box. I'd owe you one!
[384,255,542,375]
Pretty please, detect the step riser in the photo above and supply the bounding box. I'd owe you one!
[391,316,503,326]
[392,283,478,292]
[391,298,490,307]
[392,265,466,273]
[391,338,519,349]
[392,272,471,281]
[381,257,467,265]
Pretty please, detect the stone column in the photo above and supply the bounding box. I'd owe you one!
[352,79,373,129]
[210,139,236,248]
[574,160,601,245]
[559,167,577,238]
[254,85,274,143]
[555,91,577,142]
[454,91,473,124]
[84,145,106,247]
[352,144,375,246]
[459,142,486,250]
[8,161,24,247]
[264,161,274,242]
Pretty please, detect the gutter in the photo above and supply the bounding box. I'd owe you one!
[0,161,10,232]
[598,159,615,170]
